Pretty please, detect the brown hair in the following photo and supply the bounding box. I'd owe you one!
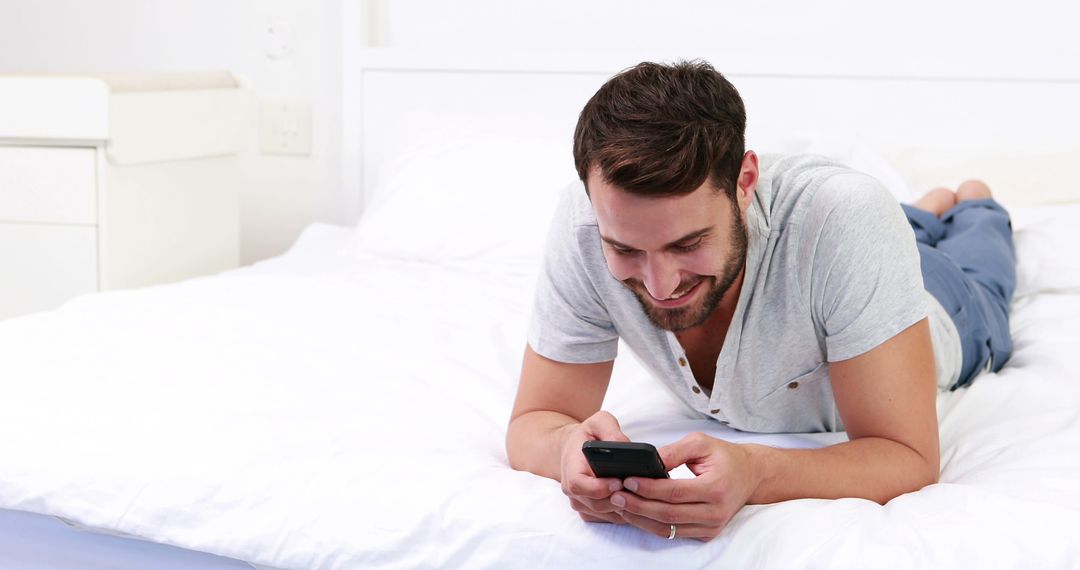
[573,60,747,200]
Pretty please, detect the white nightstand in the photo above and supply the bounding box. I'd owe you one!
[0,72,254,320]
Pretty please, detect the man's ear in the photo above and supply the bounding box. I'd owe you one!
[735,151,759,212]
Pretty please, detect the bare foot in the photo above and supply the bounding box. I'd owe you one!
[912,187,956,218]
[957,179,992,202]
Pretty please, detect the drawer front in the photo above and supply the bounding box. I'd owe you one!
[0,223,98,320]
[0,145,97,224]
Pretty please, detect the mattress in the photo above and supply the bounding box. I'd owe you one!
[0,508,251,569]
[0,202,1078,568]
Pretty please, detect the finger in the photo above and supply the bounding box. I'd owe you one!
[623,476,712,504]
[610,490,716,525]
[584,411,631,443]
[570,499,626,524]
[564,461,623,500]
[568,440,625,496]
[573,494,621,514]
[658,432,714,471]
[617,511,721,541]
[578,511,622,524]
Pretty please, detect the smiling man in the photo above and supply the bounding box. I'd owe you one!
[506,61,1016,541]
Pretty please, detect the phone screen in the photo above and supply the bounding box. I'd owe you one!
[582,440,670,479]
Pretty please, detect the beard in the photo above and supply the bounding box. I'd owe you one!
[624,207,748,332]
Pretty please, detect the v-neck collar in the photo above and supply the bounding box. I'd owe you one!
[663,164,773,401]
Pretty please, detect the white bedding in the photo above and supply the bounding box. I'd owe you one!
[0,508,250,569]
[1,198,1079,568]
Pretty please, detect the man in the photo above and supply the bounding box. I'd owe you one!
[505,60,1016,541]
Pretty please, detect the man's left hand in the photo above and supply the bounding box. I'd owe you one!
[608,432,763,541]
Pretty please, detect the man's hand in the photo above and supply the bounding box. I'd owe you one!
[608,432,762,541]
[560,411,632,524]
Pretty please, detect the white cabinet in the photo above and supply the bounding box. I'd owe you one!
[0,224,98,319]
[0,146,97,224]
[0,73,254,320]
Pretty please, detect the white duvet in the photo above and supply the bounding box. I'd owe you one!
[1,205,1079,569]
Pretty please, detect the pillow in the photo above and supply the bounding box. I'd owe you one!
[752,136,915,203]
[1010,204,1080,299]
[355,131,914,267]
[881,147,1080,208]
[353,126,577,267]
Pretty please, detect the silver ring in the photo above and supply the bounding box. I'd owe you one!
[668,524,677,540]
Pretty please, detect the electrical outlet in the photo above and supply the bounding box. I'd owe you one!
[259,100,312,156]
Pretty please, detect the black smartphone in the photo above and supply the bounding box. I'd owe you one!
[581,441,669,479]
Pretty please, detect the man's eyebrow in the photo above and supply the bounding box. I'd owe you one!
[599,228,711,251]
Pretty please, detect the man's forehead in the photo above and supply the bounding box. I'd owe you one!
[589,171,725,215]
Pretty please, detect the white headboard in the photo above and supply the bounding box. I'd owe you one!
[342,49,1080,217]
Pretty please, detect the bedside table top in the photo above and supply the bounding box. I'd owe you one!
[0,72,253,164]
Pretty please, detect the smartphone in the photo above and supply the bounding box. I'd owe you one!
[581,440,669,479]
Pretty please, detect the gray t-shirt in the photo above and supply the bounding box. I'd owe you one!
[528,154,962,433]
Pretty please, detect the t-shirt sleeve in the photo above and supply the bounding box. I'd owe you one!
[805,173,930,362]
[527,189,619,364]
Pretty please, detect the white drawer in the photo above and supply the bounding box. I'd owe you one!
[0,223,98,320]
[0,145,97,225]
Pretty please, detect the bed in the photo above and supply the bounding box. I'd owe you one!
[2,49,1080,568]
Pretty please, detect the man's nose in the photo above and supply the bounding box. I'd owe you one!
[642,255,680,300]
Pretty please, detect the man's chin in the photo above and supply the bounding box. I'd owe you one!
[643,308,695,332]
[628,282,714,331]
[642,303,703,332]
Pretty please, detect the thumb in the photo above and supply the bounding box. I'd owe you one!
[585,411,631,443]
[659,432,712,471]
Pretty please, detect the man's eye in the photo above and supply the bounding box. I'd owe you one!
[611,246,639,256]
[674,239,703,252]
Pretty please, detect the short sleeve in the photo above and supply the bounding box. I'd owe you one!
[527,187,619,364]
[806,174,930,362]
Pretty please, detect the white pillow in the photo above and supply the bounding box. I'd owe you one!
[353,130,577,266]
[753,136,915,203]
[881,147,1080,208]
[1011,204,1080,299]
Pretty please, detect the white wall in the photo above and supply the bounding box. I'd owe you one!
[3,0,1078,263]
[0,0,348,264]
[369,0,1080,63]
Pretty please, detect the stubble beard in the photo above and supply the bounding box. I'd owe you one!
[625,209,749,332]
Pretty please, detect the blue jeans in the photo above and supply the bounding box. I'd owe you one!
[902,199,1016,390]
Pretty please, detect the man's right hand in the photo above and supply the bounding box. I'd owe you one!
[560,411,632,524]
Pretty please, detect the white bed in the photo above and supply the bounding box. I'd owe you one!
[2,50,1080,568]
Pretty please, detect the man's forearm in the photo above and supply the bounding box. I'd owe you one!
[506,411,579,480]
[745,437,940,505]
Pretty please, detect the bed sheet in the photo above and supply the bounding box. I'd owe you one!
[0,204,1077,569]
[0,508,252,569]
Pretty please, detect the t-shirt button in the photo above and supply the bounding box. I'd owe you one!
[720,420,730,426]
[691,386,701,394]
[710,409,720,414]
[678,357,687,367]
[787,381,799,389]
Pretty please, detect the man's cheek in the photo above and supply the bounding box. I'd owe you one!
[686,250,719,277]
[603,254,635,282]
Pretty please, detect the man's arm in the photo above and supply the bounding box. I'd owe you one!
[611,319,940,540]
[507,344,638,524]
[506,344,614,479]
[746,317,940,503]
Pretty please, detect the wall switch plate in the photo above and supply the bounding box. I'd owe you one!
[264,20,294,60]
[259,100,312,156]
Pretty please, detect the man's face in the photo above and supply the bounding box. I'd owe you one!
[589,169,750,332]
